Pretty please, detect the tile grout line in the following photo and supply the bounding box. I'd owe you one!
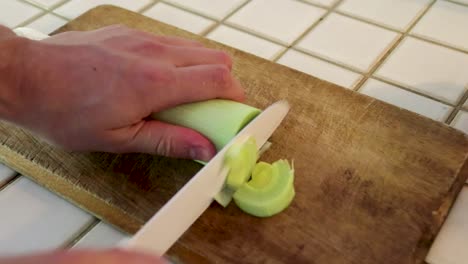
[408,33,468,55]
[445,87,468,125]
[294,0,334,10]
[444,0,468,8]
[61,218,101,249]
[353,0,437,92]
[271,0,343,62]
[0,174,21,192]
[289,47,363,75]
[137,0,162,14]
[200,0,253,37]
[153,0,462,107]
[298,0,468,55]
[15,0,71,27]
[372,76,457,107]
[160,0,220,22]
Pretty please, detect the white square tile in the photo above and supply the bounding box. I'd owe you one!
[227,0,326,45]
[0,177,94,255]
[451,111,468,134]
[25,13,67,34]
[54,0,153,19]
[165,0,247,20]
[426,187,468,264]
[412,0,468,51]
[207,25,284,60]
[304,0,337,7]
[359,79,452,121]
[144,3,214,34]
[277,49,361,89]
[297,13,399,71]
[25,0,63,9]
[337,0,431,31]
[73,221,129,249]
[375,37,468,104]
[0,1,42,28]
[0,164,16,187]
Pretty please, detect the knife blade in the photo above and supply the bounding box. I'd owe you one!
[123,100,290,255]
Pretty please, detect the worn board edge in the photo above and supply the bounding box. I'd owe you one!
[1,5,466,262]
[415,155,468,262]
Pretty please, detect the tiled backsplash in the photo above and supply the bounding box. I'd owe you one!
[0,0,467,263]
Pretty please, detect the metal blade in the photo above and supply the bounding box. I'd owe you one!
[124,100,290,255]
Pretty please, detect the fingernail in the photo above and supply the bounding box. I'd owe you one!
[190,147,213,161]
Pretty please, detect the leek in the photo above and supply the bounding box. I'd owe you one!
[152,99,261,151]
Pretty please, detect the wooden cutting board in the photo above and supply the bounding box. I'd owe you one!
[2,5,467,264]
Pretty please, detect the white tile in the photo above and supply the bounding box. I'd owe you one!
[304,0,337,7]
[25,0,63,9]
[25,13,67,34]
[452,0,468,5]
[0,177,93,255]
[0,164,16,187]
[165,0,247,20]
[207,25,284,60]
[451,111,468,134]
[0,1,42,28]
[297,13,399,71]
[54,0,153,19]
[277,49,361,89]
[73,221,128,249]
[412,0,468,51]
[144,3,214,34]
[227,0,326,45]
[360,79,452,121]
[426,187,468,264]
[375,37,468,104]
[338,0,431,31]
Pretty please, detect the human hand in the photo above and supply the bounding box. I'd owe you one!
[7,24,244,161]
[0,248,168,264]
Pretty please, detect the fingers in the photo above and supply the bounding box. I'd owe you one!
[0,249,167,264]
[166,46,233,69]
[124,40,232,69]
[170,64,244,105]
[154,35,204,48]
[136,62,245,111]
[112,120,216,161]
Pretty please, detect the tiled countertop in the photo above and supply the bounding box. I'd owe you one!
[0,0,467,263]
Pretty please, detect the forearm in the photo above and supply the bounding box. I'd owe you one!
[0,25,30,122]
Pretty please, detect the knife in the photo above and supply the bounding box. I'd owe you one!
[123,99,291,255]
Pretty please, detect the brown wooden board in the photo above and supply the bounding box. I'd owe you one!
[2,5,467,264]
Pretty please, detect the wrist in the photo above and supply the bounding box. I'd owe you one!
[0,27,33,122]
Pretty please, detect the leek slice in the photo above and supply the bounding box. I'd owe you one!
[224,136,257,190]
[152,99,261,151]
[233,160,295,217]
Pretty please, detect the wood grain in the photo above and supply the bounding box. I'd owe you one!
[1,5,466,264]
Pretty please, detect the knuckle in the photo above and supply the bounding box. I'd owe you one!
[137,41,167,54]
[211,65,231,88]
[142,64,176,87]
[217,51,232,67]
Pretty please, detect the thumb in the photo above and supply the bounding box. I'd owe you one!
[117,120,216,161]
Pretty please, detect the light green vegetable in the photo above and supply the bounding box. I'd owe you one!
[224,137,258,190]
[233,159,294,217]
[152,100,294,217]
[152,99,261,151]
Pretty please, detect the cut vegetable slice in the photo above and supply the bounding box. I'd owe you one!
[224,136,258,190]
[233,160,295,217]
[152,99,261,151]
